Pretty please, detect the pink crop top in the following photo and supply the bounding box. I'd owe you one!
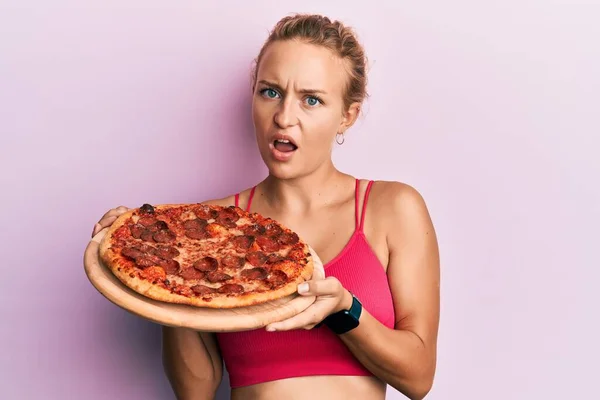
[215,179,396,388]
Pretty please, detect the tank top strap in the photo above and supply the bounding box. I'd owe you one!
[354,179,361,228]
[234,186,256,212]
[246,186,257,212]
[358,180,374,232]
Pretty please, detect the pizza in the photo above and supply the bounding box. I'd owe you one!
[98,203,314,308]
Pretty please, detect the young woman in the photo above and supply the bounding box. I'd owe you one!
[92,14,440,400]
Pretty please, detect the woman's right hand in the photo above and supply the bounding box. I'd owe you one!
[91,206,130,237]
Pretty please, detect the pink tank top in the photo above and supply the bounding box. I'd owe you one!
[216,179,395,388]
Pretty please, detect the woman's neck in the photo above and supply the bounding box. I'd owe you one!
[261,162,354,214]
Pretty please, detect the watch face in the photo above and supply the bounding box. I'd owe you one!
[342,310,360,330]
[326,310,359,334]
[323,295,362,334]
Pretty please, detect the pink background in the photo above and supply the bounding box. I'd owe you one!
[2,1,599,399]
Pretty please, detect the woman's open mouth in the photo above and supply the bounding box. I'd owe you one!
[269,137,298,161]
[273,139,298,152]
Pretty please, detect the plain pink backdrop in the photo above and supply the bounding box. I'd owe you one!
[1,1,599,399]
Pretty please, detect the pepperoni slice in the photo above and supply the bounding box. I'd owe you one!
[183,218,207,231]
[140,230,155,242]
[129,223,145,239]
[140,203,155,214]
[221,254,245,268]
[191,285,217,295]
[206,271,232,283]
[194,205,219,220]
[268,270,288,287]
[152,246,180,259]
[242,224,266,236]
[153,230,176,243]
[138,216,156,227]
[135,243,155,253]
[218,284,244,294]
[185,229,210,240]
[180,267,205,280]
[245,251,267,267]
[278,232,299,245]
[241,267,268,280]
[148,220,169,232]
[135,255,160,268]
[267,253,284,264]
[264,223,283,237]
[158,259,180,274]
[121,247,144,260]
[193,257,218,272]
[256,236,281,252]
[232,235,255,251]
[217,207,240,228]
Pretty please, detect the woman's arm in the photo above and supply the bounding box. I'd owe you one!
[162,327,223,400]
[339,184,440,398]
[266,183,440,400]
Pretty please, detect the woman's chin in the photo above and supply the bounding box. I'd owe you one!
[265,163,303,180]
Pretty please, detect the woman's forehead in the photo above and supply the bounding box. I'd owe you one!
[257,41,347,94]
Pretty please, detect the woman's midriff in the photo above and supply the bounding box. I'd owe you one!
[230,375,387,400]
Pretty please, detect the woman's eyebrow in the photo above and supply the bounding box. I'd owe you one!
[258,80,328,95]
[257,80,283,91]
[298,88,328,95]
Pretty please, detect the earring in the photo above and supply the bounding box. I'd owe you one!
[336,132,345,145]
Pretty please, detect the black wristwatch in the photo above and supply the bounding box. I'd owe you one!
[321,293,363,335]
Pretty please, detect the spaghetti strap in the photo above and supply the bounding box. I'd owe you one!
[358,180,374,232]
[246,186,256,212]
[354,179,361,229]
[235,186,256,211]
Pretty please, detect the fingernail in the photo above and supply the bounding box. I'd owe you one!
[298,283,309,294]
[266,326,276,332]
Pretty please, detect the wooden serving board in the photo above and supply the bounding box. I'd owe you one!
[83,229,323,332]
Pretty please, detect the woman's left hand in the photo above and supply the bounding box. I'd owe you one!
[265,247,353,332]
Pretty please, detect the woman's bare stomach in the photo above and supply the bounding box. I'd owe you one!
[230,375,387,400]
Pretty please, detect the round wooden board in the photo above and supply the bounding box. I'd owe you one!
[83,229,323,332]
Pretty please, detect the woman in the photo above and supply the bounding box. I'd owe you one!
[92,14,440,400]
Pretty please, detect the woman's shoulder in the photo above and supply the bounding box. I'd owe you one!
[367,179,431,222]
[368,179,427,204]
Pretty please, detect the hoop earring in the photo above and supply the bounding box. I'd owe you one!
[336,133,345,145]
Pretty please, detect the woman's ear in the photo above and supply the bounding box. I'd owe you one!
[339,102,361,133]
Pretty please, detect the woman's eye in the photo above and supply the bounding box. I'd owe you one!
[262,89,279,99]
[305,96,320,106]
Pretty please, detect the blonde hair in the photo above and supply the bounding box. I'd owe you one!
[252,14,368,111]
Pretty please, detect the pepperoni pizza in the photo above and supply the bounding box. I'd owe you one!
[98,203,314,308]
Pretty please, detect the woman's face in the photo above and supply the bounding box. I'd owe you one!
[252,40,358,180]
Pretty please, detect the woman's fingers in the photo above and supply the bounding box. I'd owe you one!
[100,206,128,220]
[297,277,342,297]
[92,206,129,237]
[266,301,332,331]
